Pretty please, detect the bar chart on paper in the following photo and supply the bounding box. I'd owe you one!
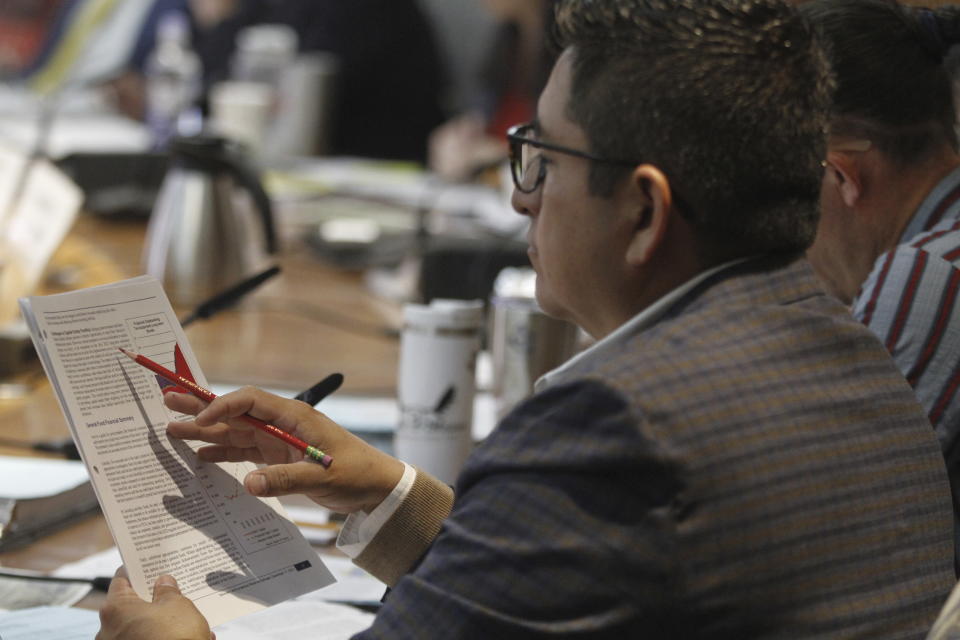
[195,461,295,555]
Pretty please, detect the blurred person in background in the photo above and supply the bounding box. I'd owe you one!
[13,0,181,97]
[69,0,446,162]
[429,0,557,181]
[800,0,960,568]
[183,0,447,162]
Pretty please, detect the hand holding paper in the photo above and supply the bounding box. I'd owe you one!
[98,569,212,640]
[20,276,335,627]
[165,387,405,514]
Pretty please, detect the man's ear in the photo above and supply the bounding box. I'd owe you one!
[625,165,673,267]
[825,150,863,208]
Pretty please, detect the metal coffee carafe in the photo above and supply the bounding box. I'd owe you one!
[143,135,277,306]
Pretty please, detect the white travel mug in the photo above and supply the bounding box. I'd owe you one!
[395,299,483,485]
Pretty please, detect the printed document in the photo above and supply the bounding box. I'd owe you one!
[0,600,373,640]
[19,276,335,626]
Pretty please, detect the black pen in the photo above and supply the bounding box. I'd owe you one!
[294,373,344,406]
[0,568,112,591]
[180,265,282,327]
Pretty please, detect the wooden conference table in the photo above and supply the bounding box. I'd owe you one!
[0,212,404,608]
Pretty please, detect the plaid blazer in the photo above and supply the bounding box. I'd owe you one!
[358,257,954,639]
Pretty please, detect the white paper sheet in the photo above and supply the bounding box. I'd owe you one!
[213,598,374,639]
[0,601,374,640]
[0,577,89,611]
[0,606,100,639]
[3,158,82,293]
[52,545,121,581]
[309,555,386,606]
[0,456,89,500]
[20,276,335,627]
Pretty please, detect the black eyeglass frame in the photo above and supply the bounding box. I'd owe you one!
[506,123,639,193]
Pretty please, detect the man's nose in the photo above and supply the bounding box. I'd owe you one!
[511,185,539,218]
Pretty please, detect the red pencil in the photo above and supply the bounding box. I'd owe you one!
[118,348,332,468]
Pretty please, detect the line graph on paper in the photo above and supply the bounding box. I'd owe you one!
[196,462,293,555]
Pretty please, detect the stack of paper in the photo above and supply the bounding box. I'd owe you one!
[0,455,97,551]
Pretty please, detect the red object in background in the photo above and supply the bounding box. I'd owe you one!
[487,90,536,139]
[0,0,65,71]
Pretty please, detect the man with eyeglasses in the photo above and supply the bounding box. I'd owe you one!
[97,1,954,638]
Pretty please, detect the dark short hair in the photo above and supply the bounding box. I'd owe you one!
[553,0,832,265]
[801,0,959,164]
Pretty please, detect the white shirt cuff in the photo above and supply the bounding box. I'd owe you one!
[336,462,416,558]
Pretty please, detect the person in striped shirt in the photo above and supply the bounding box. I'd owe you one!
[802,0,960,565]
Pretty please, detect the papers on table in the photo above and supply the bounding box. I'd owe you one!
[0,85,150,159]
[0,606,100,640]
[0,456,89,499]
[213,594,374,639]
[0,456,98,552]
[0,113,150,160]
[282,503,337,546]
[269,158,526,237]
[0,599,375,640]
[52,546,121,582]
[0,576,90,611]
[313,555,386,607]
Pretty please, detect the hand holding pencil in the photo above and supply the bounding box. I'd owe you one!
[120,348,332,467]
[163,385,406,515]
